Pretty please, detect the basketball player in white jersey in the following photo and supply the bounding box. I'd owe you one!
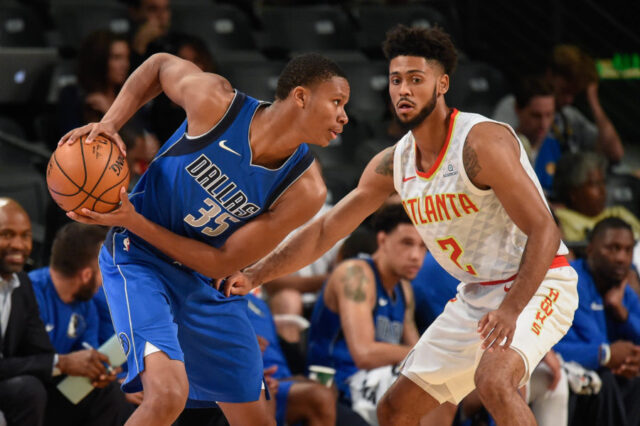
[222,25,578,425]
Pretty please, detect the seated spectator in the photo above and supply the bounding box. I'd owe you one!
[29,223,133,425]
[127,0,172,67]
[494,44,623,165]
[513,75,556,166]
[0,199,49,426]
[555,217,640,426]
[306,203,425,422]
[148,33,217,143]
[553,152,640,242]
[58,31,131,135]
[247,293,372,426]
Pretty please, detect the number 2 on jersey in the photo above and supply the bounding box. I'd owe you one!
[437,236,477,275]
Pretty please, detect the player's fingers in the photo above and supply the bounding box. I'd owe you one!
[86,125,102,143]
[112,133,128,157]
[485,327,504,351]
[502,331,514,351]
[66,211,96,224]
[264,365,278,375]
[478,317,495,339]
[96,352,110,363]
[119,186,129,203]
[477,313,494,335]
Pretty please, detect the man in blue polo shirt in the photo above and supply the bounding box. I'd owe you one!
[29,222,132,426]
[555,217,640,426]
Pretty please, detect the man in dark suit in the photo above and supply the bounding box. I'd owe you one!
[0,198,51,426]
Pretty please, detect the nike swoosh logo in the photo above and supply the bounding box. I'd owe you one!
[504,285,511,292]
[45,324,54,332]
[590,302,604,310]
[402,176,416,182]
[379,298,388,306]
[219,139,241,157]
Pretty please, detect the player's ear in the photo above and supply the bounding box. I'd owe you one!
[79,266,93,284]
[439,74,450,96]
[376,231,387,247]
[292,86,309,109]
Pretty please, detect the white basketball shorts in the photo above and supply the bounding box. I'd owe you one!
[401,258,578,404]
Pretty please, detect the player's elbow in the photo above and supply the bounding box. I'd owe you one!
[351,348,377,370]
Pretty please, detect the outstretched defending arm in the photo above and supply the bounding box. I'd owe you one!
[223,147,398,295]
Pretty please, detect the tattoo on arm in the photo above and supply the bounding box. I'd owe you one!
[342,264,369,303]
[463,141,481,180]
[375,148,394,176]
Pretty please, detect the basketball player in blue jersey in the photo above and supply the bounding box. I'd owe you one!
[222,25,578,426]
[58,52,349,426]
[307,203,423,403]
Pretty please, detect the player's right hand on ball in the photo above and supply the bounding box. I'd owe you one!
[216,271,254,297]
[58,121,127,157]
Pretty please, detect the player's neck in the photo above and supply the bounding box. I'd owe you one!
[411,103,451,153]
[49,268,77,304]
[372,252,401,294]
[412,104,453,172]
[248,103,299,169]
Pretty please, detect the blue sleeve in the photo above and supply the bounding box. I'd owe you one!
[30,283,49,328]
[554,293,606,370]
[611,286,640,344]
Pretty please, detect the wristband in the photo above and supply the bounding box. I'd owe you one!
[599,343,611,366]
[53,353,61,376]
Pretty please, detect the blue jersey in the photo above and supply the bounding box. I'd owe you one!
[100,91,314,404]
[246,294,291,379]
[307,256,406,399]
[125,90,314,257]
[29,267,99,354]
[555,259,640,370]
[411,252,459,333]
[92,287,115,345]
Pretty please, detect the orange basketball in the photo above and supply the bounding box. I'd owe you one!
[46,135,130,213]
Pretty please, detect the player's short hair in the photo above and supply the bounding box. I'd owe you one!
[514,75,555,109]
[588,217,633,243]
[275,53,346,100]
[50,223,108,276]
[371,203,413,234]
[552,152,607,205]
[382,24,458,75]
[549,45,598,93]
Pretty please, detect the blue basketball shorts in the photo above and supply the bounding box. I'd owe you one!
[98,228,264,404]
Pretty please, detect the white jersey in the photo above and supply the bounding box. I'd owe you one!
[393,109,567,284]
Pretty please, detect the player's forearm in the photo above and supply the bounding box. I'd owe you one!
[351,342,412,370]
[263,274,327,294]
[101,54,167,129]
[245,218,337,287]
[500,222,561,314]
[127,212,236,278]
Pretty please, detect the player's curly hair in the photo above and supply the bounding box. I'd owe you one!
[275,53,346,100]
[382,24,458,75]
[371,202,413,234]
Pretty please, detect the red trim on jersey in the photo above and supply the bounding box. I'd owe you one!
[478,255,569,286]
[415,108,459,179]
[478,273,518,286]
